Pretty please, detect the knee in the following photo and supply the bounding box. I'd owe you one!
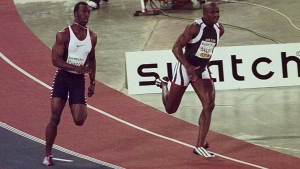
[73,116,87,126]
[203,101,215,112]
[165,106,177,114]
[209,102,215,111]
[74,120,84,126]
[49,116,61,127]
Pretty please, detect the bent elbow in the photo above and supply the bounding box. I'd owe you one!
[52,58,59,67]
[172,45,177,54]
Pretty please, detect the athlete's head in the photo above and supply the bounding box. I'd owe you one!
[74,2,91,26]
[202,2,220,25]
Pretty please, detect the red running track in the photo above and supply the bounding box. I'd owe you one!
[1,1,300,168]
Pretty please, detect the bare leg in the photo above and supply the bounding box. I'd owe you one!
[70,104,87,126]
[161,81,187,114]
[191,79,215,148]
[161,81,169,108]
[45,98,66,156]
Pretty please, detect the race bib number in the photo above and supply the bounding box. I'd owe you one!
[196,41,216,59]
[66,56,86,66]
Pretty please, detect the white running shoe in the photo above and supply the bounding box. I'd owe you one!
[42,155,53,166]
[193,147,215,158]
[155,76,169,88]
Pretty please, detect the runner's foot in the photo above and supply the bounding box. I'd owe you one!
[193,147,215,158]
[42,155,53,166]
[155,76,169,88]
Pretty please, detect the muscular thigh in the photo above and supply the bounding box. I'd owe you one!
[51,98,67,117]
[70,104,87,121]
[167,83,187,108]
[191,79,215,103]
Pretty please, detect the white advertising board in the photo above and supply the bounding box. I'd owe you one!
[125,43,300,94]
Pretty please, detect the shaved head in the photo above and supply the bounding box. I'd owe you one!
[202,1,220,25]
[203,2,218,14]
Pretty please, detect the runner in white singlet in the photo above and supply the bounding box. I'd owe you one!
[43,2,98,166]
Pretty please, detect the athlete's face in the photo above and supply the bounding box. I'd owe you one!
[74,4,91,26]
[203,4,220,25]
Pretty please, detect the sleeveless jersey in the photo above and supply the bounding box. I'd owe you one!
[184,18,221,67]
[66,26,92,74]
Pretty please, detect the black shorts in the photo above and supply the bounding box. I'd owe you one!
[51,69,86,105]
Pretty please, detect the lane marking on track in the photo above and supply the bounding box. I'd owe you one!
[0,122,124,169]
[0,52,268,169]
[52,158,74,162]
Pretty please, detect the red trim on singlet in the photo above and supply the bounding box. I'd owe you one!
[170,81,187,87]
[191,78,213,84]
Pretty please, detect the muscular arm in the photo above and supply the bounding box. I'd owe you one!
[51,30,75,71]
[87,30,97,85]
[52,29,91,74]
[86,31,97,97]
[172,23,199,77]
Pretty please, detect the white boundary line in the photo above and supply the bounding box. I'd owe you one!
[52,158,73,162]
[0,122,124,169]
[0,52,268,169]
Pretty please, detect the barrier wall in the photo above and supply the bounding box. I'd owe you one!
[125,43,300,94]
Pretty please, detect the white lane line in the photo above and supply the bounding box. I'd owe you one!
[0,52,268,169]
[0,122,124,169]
[52,158,74,162]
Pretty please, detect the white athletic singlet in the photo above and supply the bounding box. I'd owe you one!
[66,26,92,74]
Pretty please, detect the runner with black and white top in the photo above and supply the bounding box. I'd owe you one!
[172,17,222,86]
[156,1,224,158]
